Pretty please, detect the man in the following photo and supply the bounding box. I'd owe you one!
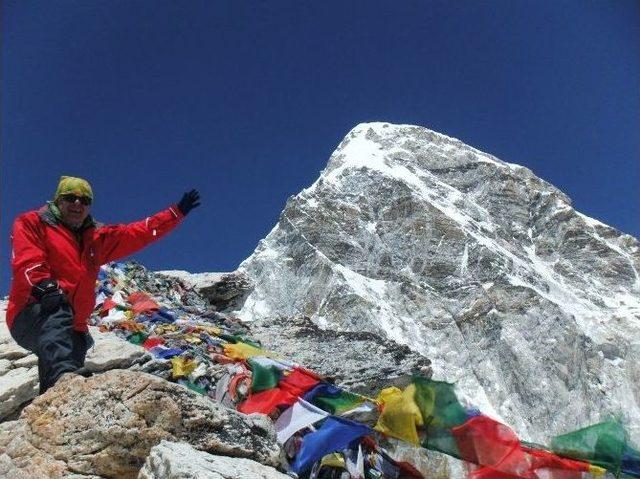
[6,176,201,393]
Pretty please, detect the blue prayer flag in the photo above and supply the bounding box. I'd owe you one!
[150,346,183,359]
[622,447,640,477]
[303,383,343,404]
[291,416,371,474]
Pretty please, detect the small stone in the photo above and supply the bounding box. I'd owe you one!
[0,359,12,376]
[0,340,30,361]
[0,367,38,419]
[138,440,290,479]
[13,354,38,369]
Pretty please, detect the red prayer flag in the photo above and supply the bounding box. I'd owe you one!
[238,388,296,415]
[101,298,117,315]
[238,367,320,415]
[523,447,591,477]
[142,337,165,350]
[128,292,160,314]
[280,368,322,397]
[452,416,590,479]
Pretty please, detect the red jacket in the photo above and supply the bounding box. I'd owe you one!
[7,204,184,332]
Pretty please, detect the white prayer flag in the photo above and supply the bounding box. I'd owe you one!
[275,398,329,444]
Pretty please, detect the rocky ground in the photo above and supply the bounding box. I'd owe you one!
[0,299,288,479]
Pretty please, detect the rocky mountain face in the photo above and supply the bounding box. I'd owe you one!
[236,122,640,444]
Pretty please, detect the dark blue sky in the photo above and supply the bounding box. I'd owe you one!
[2,1,638,294]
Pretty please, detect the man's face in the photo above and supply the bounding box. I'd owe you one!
[56,194,91,228]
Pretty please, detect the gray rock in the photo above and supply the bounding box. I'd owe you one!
[0,305,29,361]
[0,359,11,377]
[0,419,72,479]
[157,270,254,314]
[0,301,153,421]
[0,337,30,361]
[381,437,465,479]
[0,304,39,420]
[157,270,228,291]
[129,355,173,380]
[249,315,431,396]
[0,367,38,419]
[197,272,254,313]
[0,370,281,479]
[13,354,37,369]
[138,440,290,479]
[84,326,147,372]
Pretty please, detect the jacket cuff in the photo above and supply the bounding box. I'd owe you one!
[169,205,185,219]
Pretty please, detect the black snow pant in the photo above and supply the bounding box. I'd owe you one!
[9,301,94,394]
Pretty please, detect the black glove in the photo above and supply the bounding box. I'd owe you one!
[32,279,66,314]
[177,189,201,216]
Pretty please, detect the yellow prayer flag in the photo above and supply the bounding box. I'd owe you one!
[121,321,145,332]
[184,335,202,344]
[587,465,607,478]
[171,357,198,379]
[156,324,179,335]
[199,326,221,336]
[223,342,278,360]
[320,453,346,469]
[374,384,424,445]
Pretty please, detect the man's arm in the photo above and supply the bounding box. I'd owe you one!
[96,190,200,264]
[11,213,52,293]
[96,205,184,264]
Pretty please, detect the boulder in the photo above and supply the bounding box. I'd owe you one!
[0,370,280,479]
[83,326,147,372]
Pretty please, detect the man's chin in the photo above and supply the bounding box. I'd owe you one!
[64,217,85,229]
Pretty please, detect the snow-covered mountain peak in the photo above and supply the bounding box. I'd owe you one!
[236,122,640,443]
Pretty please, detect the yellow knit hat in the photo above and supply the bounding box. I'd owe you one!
[54,176,93,201]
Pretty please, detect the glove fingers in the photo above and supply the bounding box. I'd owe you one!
[177,189,200,216]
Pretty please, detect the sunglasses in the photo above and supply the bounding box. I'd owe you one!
[60,194,92,206]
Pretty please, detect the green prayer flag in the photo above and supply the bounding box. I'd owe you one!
[422,426,462,459]
[218,333,261,348]
[315,390,363,415]
[551,421,629,473]
[248,358,282,392]
[128,332,147,345]
[412,376,467,457]
[412,376,467,429]
[218,333,239,344]
[179,379,207,395]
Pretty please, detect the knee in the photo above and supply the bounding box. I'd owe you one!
[40,304,75,331]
